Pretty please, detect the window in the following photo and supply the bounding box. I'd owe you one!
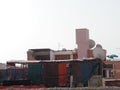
[104,64,113,69]
[103,69,114,78]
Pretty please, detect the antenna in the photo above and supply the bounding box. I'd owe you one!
[57,43,63,50]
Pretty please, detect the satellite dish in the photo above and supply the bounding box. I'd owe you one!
[89,39,95,49]
[93,44,106,60]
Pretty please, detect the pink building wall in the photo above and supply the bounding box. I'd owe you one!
[76,29,89,59]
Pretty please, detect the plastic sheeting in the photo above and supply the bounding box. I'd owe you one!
[80,60,101,84]
[0,68,28,82]
[28,64,43,85]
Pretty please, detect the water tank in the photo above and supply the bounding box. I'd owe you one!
[93,44,106,60]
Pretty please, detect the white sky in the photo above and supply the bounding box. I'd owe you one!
[0,0,120,63]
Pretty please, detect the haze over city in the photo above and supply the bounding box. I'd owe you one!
[0,0,120,63]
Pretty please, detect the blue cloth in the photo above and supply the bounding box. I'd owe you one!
[81,61,100,83]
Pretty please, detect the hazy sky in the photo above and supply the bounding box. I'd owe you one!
[0,0,120,63]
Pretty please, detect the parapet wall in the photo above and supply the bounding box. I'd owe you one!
[1,87,120,90]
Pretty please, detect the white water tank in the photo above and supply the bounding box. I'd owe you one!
[93,44,106,60]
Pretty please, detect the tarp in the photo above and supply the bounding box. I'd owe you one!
[80,60,101,84]
[28,64,43,85]
[0,68,28,82]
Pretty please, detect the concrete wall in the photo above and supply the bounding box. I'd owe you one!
[88,75,102,87]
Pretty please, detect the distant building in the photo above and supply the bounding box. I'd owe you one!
[27,28,107,61]
[0,63,6,69]
[27,48,78,61]
[27,48,53,60]
[103,60,120,86]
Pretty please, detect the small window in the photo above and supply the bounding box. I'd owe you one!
[104,64,113,69]
[103,69,114,78]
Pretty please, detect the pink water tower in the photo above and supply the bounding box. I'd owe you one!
[76,28,89,59]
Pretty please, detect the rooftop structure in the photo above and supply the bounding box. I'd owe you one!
[27,49,78,61]
[76,28,89,59]
[3,28,111,87]
[6,58,102,87]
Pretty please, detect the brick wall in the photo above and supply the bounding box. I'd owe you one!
[104,61,120,79]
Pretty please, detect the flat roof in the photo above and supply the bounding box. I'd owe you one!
[7,58,101,64]
[28,48,52,52]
